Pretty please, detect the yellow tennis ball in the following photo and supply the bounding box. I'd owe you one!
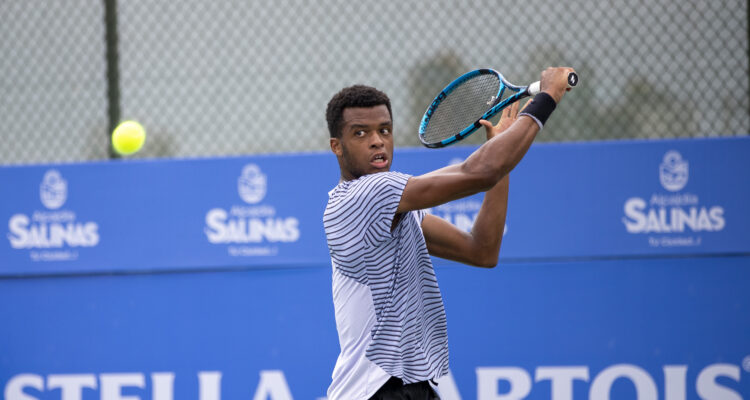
[112,120,146,156]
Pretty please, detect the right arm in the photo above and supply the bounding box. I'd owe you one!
[397,116,537,212]
[396,66,575,213]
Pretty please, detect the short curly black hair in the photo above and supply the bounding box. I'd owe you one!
[326,85,392,138]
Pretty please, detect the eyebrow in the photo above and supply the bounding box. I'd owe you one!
[348,121,392,130]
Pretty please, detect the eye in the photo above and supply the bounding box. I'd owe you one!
[380,128,392,135]
[354,130,366,137]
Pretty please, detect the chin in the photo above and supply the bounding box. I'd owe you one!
[369,166,390,174]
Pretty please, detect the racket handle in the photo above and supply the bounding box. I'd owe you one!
[528,81,541,96]
[527,72,579,96]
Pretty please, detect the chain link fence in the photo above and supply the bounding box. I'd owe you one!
[0,1,109,165]
[1,0,748,165]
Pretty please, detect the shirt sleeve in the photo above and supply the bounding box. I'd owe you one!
[414,209,427,223]
[353,172,411,247]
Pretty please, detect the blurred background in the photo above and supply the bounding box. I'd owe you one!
[1,0,748,165]
[2,2,750,399]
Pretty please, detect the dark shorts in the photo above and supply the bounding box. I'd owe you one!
[369,376,439,400]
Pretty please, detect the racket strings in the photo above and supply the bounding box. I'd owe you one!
[422,74,501,143]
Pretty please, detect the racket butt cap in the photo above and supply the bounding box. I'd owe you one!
[568,72,579,87]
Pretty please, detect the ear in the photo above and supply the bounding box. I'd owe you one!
[330,137,343,157]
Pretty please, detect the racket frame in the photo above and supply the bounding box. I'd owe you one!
[418,68,532,148]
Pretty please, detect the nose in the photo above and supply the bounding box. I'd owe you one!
[369,131,385,148]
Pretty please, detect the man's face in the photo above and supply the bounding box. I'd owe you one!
[330,105,394,181]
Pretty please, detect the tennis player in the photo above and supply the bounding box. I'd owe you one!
[324,67,575,400]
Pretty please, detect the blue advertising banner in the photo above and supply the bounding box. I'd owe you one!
[2,137,749,276]
[1,137,749,400]
[1,256,748,399]
[1,155,338,276]
[398,137,750,260]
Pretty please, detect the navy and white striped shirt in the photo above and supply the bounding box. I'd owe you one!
[324,171,449,399]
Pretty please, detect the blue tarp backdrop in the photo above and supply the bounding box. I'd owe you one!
[1,137,749,399]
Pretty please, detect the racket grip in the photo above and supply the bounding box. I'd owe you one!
[527,72,579,96]
[528,81,541,95]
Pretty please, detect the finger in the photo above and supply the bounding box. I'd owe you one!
[501,106,511,118]
[509,100,520,117]
[479,119,495,140]
[506,101,518,119]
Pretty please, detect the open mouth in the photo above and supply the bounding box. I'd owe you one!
[370,153,388,169]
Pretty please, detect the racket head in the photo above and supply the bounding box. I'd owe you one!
[418,68,528,148]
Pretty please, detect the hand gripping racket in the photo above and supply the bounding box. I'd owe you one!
[418,68,578,148]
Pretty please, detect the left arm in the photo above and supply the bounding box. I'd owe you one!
[422,174,508,267]
[421,100,524,267]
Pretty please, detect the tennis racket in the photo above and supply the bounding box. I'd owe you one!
[418,68,578,148]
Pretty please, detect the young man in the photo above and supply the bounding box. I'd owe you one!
[324,67,575,400]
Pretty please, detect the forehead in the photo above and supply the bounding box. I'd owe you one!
[341,105,391,129]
